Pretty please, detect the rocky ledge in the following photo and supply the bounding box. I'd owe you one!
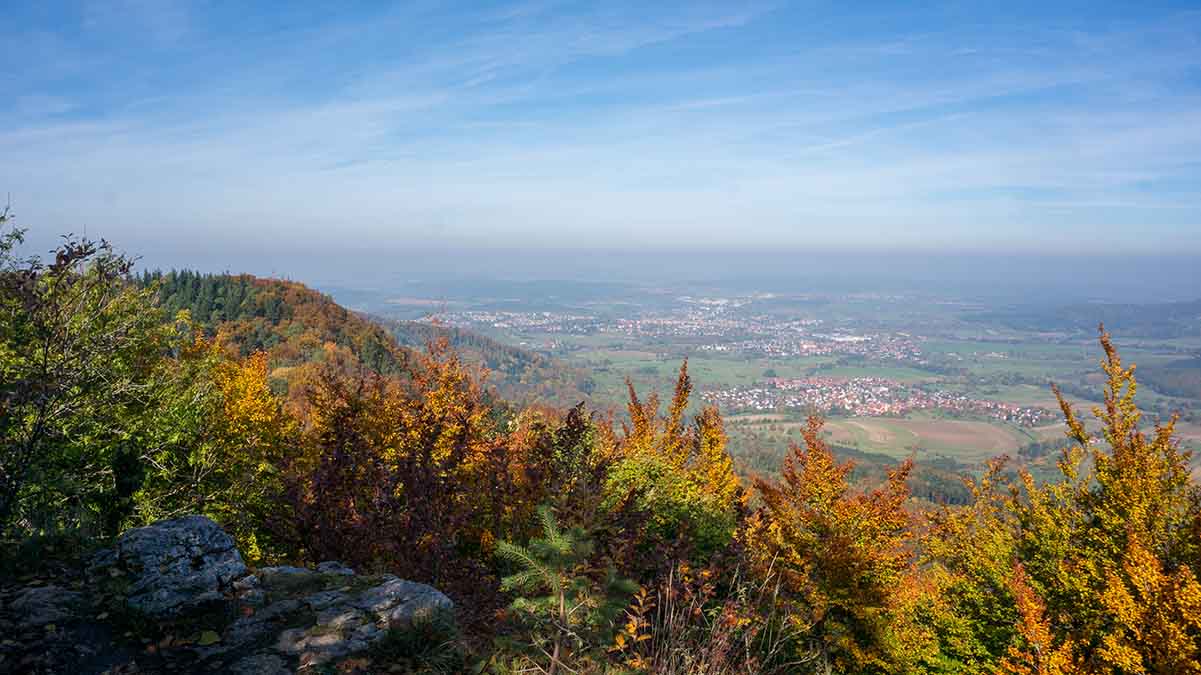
[0,516,452,674]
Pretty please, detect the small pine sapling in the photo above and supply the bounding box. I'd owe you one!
[496,505,637,674]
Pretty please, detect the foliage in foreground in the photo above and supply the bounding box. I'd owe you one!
[495,506,637,673]
[3,217,1201,672]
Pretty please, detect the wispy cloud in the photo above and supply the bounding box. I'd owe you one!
[1,1,1199,259]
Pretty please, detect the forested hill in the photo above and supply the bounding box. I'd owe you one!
[142,270,411,376]
[142,270,592,404]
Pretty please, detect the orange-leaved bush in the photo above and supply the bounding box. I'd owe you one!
[745,415,913,673]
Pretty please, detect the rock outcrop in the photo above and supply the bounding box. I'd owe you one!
[88,514,248,618]
[0,516,454,674]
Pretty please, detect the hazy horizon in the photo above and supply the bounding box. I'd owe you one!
[56,243,1200,304]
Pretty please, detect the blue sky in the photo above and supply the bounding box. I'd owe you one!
[3,1,1201,263]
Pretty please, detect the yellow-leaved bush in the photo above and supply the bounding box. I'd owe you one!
[603,361,745,563]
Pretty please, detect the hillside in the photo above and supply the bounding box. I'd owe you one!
[10,233,1201,673]
[143,270,591,404]
[143,270,412,376]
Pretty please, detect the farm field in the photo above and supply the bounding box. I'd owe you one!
[569,349,840,397]
[729,414,1031,464]
[821,417,1028,462]
[938,382,1089,409]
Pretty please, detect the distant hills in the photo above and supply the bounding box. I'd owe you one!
[965,298,1201,338]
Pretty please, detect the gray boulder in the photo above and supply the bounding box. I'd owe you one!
[92,514,248,618]
[186,562,454,668]
[353,575,453,626]
[3,515,456,672]
[211,571,453,668]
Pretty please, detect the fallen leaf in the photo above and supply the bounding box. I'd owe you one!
[196,630,220,646]
[96,612,109,620]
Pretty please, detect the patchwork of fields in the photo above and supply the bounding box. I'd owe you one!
[822,417,1027,462]
[416,289,1201,478]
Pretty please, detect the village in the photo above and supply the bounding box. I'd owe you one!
[702,376,1055,427]
[430,304,927,365]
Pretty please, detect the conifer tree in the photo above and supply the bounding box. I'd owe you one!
[497,506,637,674]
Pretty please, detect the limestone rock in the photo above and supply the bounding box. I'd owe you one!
[92,514,248,618]
[3,516,455,673]
[256,573,452,667]
[353,576,453,627]
[316,561,355,576]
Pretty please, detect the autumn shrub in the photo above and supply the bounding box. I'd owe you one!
[609,560,805,675]
[133,333,297,562]
[915,458,1022,673]
[275,339,555,620]
[507,403,652,578]
[1010,329,1201,670]
[744,415,915,674]
[603,363,745,576]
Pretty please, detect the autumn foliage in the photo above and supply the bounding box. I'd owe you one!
[746,416,914,672]
[4,225,1201,673]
